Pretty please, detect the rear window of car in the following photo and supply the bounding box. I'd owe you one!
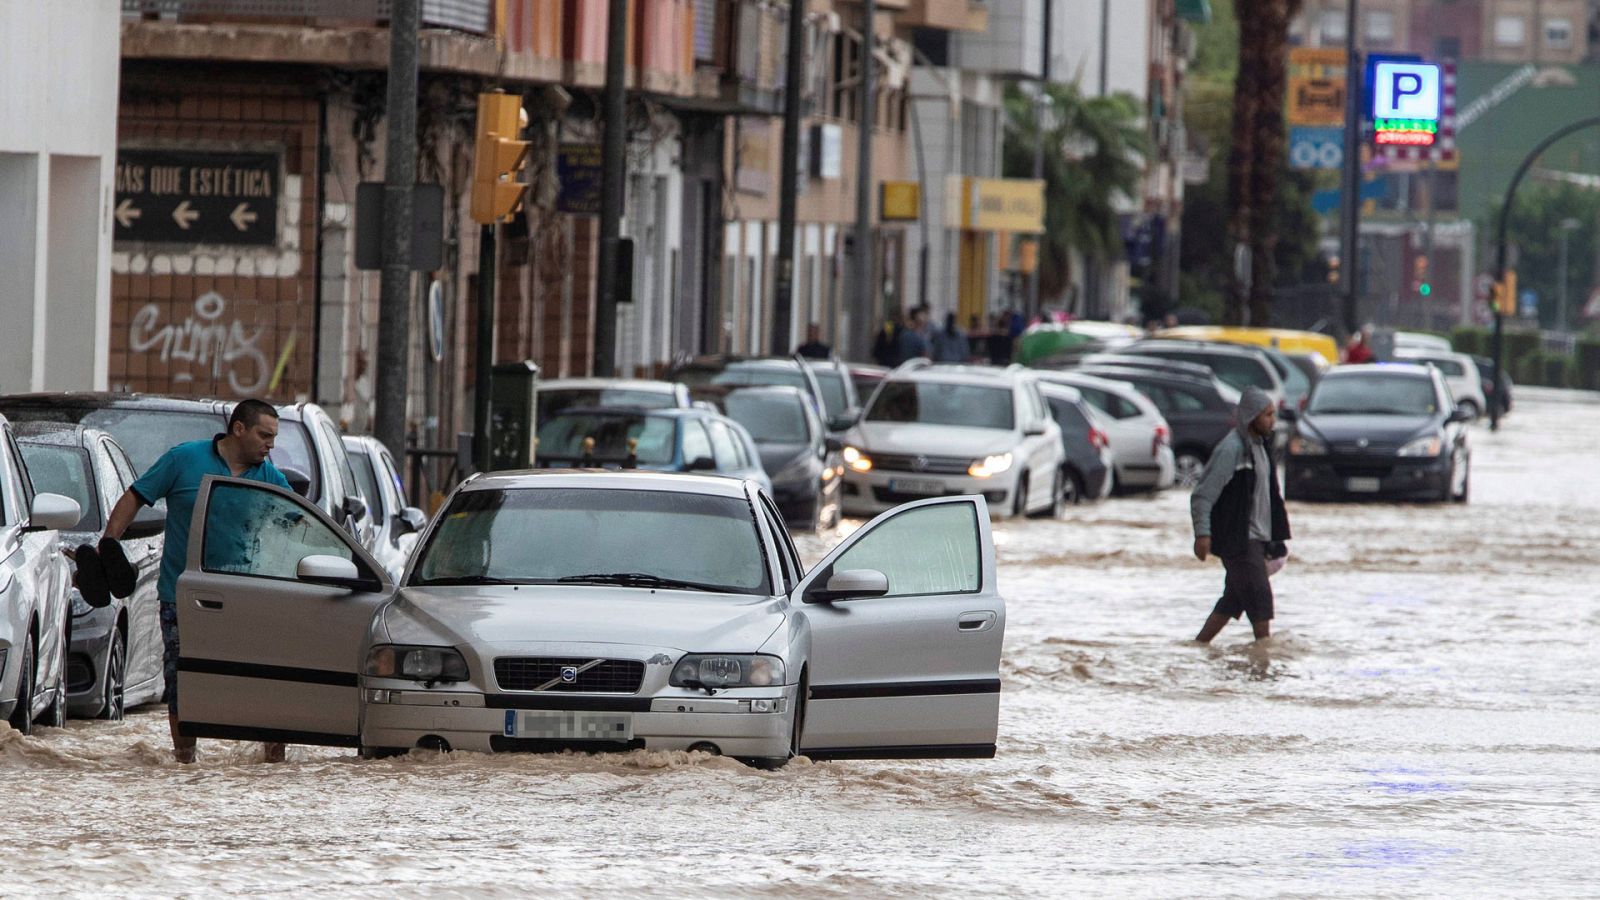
[17,443,100,531]
[1078,386,1141,420]
[536,412,677,465]
[270,421,322,502]
[537,388,678,422]
[76,409,222,475]
[724,392,809,443]
[866,381,1015,430]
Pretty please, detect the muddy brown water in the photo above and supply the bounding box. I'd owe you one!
[2,389,1596,896]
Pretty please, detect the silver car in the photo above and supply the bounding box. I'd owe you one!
[0,415,82,733]
[173,471,1005,767]
[341,435,429,583]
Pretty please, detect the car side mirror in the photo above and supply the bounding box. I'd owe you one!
[824,436,845,453]
[686,455,718,472]
[26,493,81,532]
[281,466,312,498]
[804,568,890,603]
[124,504,167,540]
[827,411,859,431]
[296,554,380,592]
[1447,406,1473,424]
[343,494,369,523]
[394,506,428,535]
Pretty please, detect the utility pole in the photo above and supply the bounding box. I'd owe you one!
[1028,0,1052,318]
[1337,0,1362,336]
[1558,217,1581,333]
[853,0,877,360]
[375,0,418,462]
[771,0,807,355]
[594,0,628,377]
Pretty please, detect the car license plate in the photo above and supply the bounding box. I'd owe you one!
[1345,477,1382,493]
[889,478,945,496]
[505,710,633,740]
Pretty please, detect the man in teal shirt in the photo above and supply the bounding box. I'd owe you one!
[103,399,290,763]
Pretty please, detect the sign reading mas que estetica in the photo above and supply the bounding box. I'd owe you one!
[114,149,280,246]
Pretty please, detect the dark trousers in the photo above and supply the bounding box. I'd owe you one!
[1213,540,1274,624]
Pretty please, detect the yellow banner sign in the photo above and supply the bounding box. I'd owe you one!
[880,181,921,221]
[956,177,1044,233]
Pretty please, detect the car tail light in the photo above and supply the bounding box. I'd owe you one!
[1089,428,1109,450]
[1152,424,1170,457]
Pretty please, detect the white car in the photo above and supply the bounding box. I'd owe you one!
[0,415,82,733]
[1394,350,1487,419]
[173,471,1004,766]
[1034,371,1176,492]
[839,362,1067,518]
[342,435,430,583]
[1393,331,1453,353]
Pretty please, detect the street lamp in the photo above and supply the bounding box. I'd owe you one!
[1557,217,1581,333]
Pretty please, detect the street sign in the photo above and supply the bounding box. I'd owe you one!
[556,143,602,215]
[1288,48,1347,127]
[354,182,445,271]
[113,148,278,245]
[880,181,921,221]
[1371,60,1457,168]
[1290,126,1344,170]
[1368,56,1441,147]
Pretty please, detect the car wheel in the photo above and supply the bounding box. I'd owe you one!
[1175,450,1206,489]
[1011,475,1029,518]
[744,677,805,771]
[40,629,67,729]
[1459,399,1480,420]
[100,628,127,721]
[8,633,36,735]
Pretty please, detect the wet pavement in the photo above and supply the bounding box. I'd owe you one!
[3,388,1597,897]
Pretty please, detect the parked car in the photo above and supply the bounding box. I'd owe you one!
[1393,331,1453,354]
[536,378,691,425]
[1282,363,1471,503]
[1119,340,1288,405]
[1395,349,1488,419]
[1038,384,1114,502]
[1153,325,1340,367]
[1470,354,1513,417]
[803,358,863,432]
[1034,371,1175,492]
[717,386,843,531]
[666,356,828,423]
[1285,350,1331,389]
[0,393,378,554]
[845,363,890,406]
[172,471,1005,766]
[839,362,1066,518]
[0,414,82,733]
[15,424,166,719]
[342,436,430,583]
[535,407,772,493]
[1073,365,1241,488]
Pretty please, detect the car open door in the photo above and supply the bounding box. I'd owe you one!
[794,495,1004,759]
[176,475,392,747]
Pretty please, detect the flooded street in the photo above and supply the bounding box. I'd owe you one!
[3,389,1597,897]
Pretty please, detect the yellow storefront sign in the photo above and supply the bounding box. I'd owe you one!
[948,177,1045,233]
[880,181,921,221]
[1288,47,1347,127]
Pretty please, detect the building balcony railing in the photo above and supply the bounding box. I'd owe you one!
[120,0,492,35]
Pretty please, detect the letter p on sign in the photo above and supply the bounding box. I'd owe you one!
[1373,62,1441,120]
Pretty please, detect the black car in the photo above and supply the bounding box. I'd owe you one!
[1074,366,1241,487]
[666,356,838,428]
[1038,384,1113,502]
[1117,340,1288,402]
[717,386,843,530]
[1282,363,1471,503]
[1470,355,1514,417]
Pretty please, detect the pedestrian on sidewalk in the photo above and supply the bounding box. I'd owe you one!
[930,312,971,363]
[895,305,933,363]
[1189,386,1291,643]
[100,399,292,763]
[795,322,832,359]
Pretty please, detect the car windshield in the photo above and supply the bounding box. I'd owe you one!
[866,381,1015,430]
[347,446,383,515]
[17,443,99,531]
[413,488,769,595]
[77,409,221,475]
[811,369,850,418]
[723,392,809,443]
[538,388,677,422]
[1416,358,1465,377]
[536,412,677,465]
[268,421,321,502]
[1308,375,1441,416]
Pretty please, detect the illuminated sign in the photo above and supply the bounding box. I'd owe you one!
[1370,60,1441,147]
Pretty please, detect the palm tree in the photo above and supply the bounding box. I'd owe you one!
[1003,81,1149,306]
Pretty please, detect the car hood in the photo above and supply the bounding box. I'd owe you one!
[851,421,1015,457]
[384,585,787,654]
[1299,413,1435,445]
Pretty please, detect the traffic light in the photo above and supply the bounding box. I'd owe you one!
[1412,254,1431,297]
[471,91,530,225]
[1490,270,1518,316]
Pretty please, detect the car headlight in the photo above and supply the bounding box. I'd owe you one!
[1287,435,1328,456]
[1398,434,1444,457]
[70,588,94,618]
[364,644,470,683]
[670,654,785,689]
[968,452,1014,478]
[842,445,872,472]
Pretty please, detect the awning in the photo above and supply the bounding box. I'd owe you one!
[1176,0,1212,23]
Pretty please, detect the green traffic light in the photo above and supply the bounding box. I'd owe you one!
[1419,283,1432,297]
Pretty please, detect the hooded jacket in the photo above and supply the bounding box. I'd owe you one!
[1190,386,1290,558]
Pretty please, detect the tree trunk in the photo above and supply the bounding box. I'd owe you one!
[1246,0,1296,327]
[1225,0,1263,326]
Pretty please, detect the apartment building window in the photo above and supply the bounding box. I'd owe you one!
[1544,18,1574,50]
[1494,15,1526,46]
[1364,10,1395,45]
[1319,10,1346,44]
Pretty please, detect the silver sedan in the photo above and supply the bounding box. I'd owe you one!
[173,471,1005,767]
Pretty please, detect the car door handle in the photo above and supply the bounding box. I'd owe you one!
[194,594,224,611]
[957,611,996,632]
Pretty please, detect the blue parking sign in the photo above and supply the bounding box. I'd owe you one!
[1290,127,1344,170]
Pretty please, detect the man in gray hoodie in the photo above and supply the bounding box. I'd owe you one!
[1189,385,1291,643]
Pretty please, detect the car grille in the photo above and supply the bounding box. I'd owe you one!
[1333,464,1395,479]
[493,657,646,693]
[1331,441,1400,454]
[870,453,972,475]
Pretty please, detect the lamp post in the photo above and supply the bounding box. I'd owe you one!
[1557,217,1581,333]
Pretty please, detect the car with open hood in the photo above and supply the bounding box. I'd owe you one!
[171,470,1005,767]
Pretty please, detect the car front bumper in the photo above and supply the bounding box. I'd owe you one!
[841,468,1016,516]
[360,684,800,758]
[66,607,118,717]
[1286,455,1453,500]
[1116,446,1176,489]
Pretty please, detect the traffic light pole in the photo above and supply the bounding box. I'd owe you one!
[1337,0,1362,337]
[852,0,877,360]
[474,224,495,472]
[770,0,805,356]
[594,0,628,378]
[1490,114,1600,432]
[375,0,419,462]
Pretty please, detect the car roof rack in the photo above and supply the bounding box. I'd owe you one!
[892,358,933,373]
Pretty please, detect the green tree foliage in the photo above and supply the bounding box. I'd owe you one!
[1002,81,1149,303]
[1484,182,1600,331]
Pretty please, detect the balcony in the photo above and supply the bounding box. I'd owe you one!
[899,0,986,34]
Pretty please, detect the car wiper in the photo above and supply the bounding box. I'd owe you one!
[415,575,525,587]
[556,572,721,592]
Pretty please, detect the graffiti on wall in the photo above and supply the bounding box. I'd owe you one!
[129,291,273,394]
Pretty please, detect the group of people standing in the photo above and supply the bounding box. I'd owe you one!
[827,307,1028,368]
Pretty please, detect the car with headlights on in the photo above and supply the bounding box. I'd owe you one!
[15,424,167,720]
[838,362,1066,519]
[715,386,843,530]
[1282,363,1471,503]
[171,471,1005,767]
[0,414,82,733]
